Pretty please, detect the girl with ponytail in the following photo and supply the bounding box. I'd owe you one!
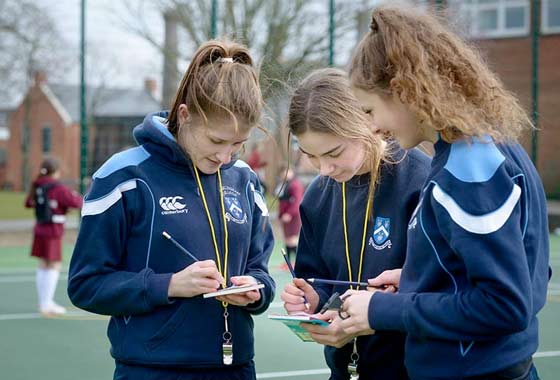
[341,4,548,380]
[25,157,82,316]
[68,40,275,380]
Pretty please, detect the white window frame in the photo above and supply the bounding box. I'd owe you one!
[451,0,530,39]
[542,0,560,34]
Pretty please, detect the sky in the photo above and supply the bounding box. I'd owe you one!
[38,0,387,96]
[40,0,164,91]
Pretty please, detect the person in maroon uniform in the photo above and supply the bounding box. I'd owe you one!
[277,166,304,267]
[25,157,82,315]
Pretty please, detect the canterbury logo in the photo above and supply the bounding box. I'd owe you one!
[159,196,186,211]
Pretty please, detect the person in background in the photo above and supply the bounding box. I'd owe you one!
[25,157,82,316]
[247,143,268,194]
[277,165,304,268]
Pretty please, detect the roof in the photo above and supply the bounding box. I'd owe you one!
[46,84,161,123]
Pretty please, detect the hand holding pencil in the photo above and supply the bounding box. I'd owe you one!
[163,231,224,298]
[280,249,320,313]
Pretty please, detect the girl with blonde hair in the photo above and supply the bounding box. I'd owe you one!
[281,67,431,380]
[341,5,549,380]
[68,40,275,380]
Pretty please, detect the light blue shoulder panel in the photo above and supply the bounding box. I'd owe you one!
[444,137,505,183]
[93,146,151,179]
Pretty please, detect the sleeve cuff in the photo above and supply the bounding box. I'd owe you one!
[244,288,267,313]
[369,291,410,332]
[146,272,174,307]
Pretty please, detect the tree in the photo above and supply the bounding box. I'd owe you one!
[0,0,71,190]
[119,0,362,103]
[0,0,70,105]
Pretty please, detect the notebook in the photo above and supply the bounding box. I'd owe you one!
[268,313,330,342]
[203,283,265,298]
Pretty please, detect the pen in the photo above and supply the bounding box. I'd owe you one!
[162,231,199,262]
[306,278,370,288]
[281,249,310,310]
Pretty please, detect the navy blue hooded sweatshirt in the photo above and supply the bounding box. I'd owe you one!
[369,138,550,380]
[68,111,275,368]
[295,148,431,380]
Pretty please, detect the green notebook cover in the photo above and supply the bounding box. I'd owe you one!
[268,314,330,342]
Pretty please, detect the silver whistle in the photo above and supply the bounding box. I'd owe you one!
[348,362,359,380]
[222,342,233,365]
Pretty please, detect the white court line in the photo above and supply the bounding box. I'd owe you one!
[0,268,68,275]
[0,310,95,321]
[0,309,558,380]
[534,351,560,358]
[256,351,560,379]
[0,275,68,283]
[256,369,330,379]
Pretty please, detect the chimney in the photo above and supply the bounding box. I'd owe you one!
[34,71,47,86]
[144,78,157,98]
[163,10,179,109]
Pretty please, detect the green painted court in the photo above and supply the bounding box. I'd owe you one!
[1,237,559,380]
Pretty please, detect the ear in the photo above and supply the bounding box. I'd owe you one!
[178,104,189,125]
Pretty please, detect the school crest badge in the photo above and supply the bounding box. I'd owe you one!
[223,186,247,224]
[369,216,392,250]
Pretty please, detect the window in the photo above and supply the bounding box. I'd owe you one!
[42,126,52,153]
[450,0,530,39]
[0,127,9,140]
[543,0,560,33]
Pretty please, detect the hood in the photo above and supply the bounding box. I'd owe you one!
[133,111,237,171]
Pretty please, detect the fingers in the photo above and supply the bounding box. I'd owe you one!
[380,285,397,293]
[229,275,257,286]
[190,262,224,283]
[368,269,401,288]
[281,283,307,304]
[293,278,313,292]
[340,289,358,299]
[217,289,261,306]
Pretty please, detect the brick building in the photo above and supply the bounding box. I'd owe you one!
[427,0,560,195]
[6,73,160,191]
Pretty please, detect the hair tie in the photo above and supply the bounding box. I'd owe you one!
[218,57,234,63]
[40,168,47,175]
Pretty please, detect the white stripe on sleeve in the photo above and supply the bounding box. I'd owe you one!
[432,183,521,235]
[82,180,137,217]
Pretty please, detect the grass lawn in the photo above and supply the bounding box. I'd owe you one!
[0,191,34,220]
[0,191,80,220]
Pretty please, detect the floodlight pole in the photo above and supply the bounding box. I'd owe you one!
[329,0,335,66]
[531,0,539,165]
[79,0,88,194]
[211,0,218,38]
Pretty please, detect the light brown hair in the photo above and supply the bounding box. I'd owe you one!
[167,40,263,135]
[288,68,384,216]
[349,4,532,142]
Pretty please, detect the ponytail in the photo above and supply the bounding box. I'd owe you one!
[167,40,262,136]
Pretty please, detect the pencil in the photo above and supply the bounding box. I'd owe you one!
[281,249,310,310]
[162,231,199,262]
[306,278,369,288]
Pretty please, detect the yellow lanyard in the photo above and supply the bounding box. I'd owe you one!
[193,167,229,288]
[341,182,372,290]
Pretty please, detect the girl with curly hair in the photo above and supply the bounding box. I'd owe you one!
[340,4,549,380]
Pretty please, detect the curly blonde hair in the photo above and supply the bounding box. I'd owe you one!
[349,4,532,142]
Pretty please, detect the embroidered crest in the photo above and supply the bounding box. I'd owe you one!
[223,186,247,224]
[369,216,392,250]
